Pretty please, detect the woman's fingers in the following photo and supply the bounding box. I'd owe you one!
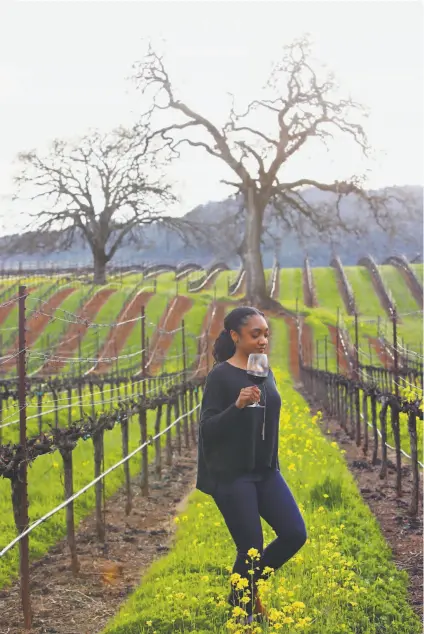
[242,386,261,403]
[236,386,261,408]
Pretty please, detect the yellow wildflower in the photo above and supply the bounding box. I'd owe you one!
[247,547,261,559]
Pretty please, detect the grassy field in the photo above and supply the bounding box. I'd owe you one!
[343,266,386,317]
[102,319,421,634]
[278,268,305,310]
[410,263,423,282]
[0,372,188,588]
[312,267,347,314]
[378,265,419,313]
[0,266,422,594]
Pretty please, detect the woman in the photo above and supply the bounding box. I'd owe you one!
[196,306,307,625]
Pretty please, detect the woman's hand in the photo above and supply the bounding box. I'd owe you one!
[235,386,261,409]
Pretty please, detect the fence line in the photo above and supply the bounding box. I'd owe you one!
[0,403,200,559]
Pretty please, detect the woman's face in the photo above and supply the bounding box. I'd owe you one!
[231,314,269,356]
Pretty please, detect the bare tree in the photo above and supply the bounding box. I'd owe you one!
[13,124,175,284]
[133,36,409,308]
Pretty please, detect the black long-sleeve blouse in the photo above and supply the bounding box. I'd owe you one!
[195,361,281,495]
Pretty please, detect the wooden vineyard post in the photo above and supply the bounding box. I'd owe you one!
[140,305,149,496]
[181,320,190,449]
[174,393,182,455]
[59,445,80,575]
[166,401,173,466]
[100,383,105,410]
[390,403,402,496]
[370,393,379,465]
[53,388,59,430]
[154,404,163,479]
[120,410,132,515]
[362,391,369,456]
[78,333,83,420]
[391,307,402,497]
[92,426,105,542]
[379,402,389,482]
[139,405,148,497]
[354,312,361,447]
[407,410,419,517]
[67,386,72,427]
[13,285,32,628]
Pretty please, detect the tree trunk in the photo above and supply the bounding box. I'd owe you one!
[241,188,269,307]
[93,252,107,285]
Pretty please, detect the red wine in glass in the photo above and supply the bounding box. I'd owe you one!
[246,354,269,407]
[247,372,267,386]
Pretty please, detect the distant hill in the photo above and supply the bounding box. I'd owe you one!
[0,185,422,269]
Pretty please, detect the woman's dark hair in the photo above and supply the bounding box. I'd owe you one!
[212,306,265,364]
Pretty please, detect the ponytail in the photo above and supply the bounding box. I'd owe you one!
[211,306,265,365]
[212,329,236,363]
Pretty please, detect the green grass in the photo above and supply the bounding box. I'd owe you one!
[378,265,419,313]
[202,270,232,299]
[397,317,423,355]
[102,321,421,634]
[268,315,290,370]
[0,387,186,588]
[0,270,422,633]
[343,267,386,317]
[410,263,423,283]
[313,267,347,314]
[278,268,304,310]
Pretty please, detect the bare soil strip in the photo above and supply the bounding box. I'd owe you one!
[145,295,193,375]
[1,288,76,373]
[89,291,153,375]
[38,289,116,376]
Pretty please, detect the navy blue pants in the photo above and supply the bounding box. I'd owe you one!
[212,469,307,614]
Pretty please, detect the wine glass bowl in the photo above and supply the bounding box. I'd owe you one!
[246,353,269,407]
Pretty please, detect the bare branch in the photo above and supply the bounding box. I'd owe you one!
[11,121,175,281]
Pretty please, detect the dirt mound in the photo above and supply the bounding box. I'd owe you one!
[327,324,352,375]
[145,295,193,375]
[38,288,116,376]
[368,336,393,369]
[1,287,76,373]
[192,301,227,377]
[89,291,153,375]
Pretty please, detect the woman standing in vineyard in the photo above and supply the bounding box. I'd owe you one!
[196,306,307,625]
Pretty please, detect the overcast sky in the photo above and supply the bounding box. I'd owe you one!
[0,0,422,236]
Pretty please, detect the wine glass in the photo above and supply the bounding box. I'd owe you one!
[246,353,269,408]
